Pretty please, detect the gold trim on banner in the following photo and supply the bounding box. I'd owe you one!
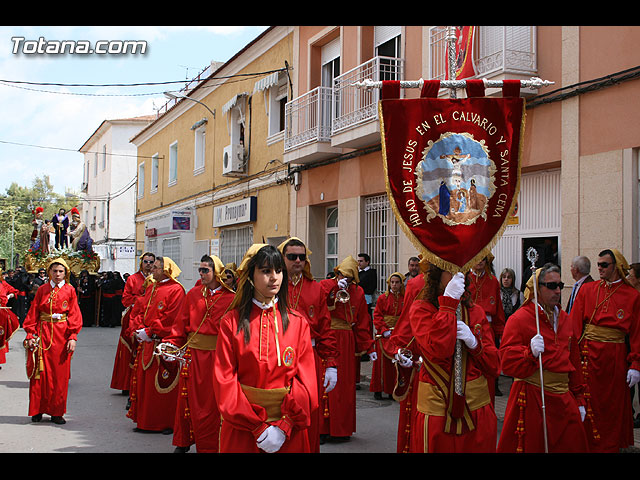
[378,98,526,274]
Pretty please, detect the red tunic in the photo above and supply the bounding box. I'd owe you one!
[110,270,146,391]
[213,303,318,453]
[570,279,640,452]
[467,271,506,339]
[286,275,338,452]
[409,295,499,453]
[22,282,83,417]
[385,274,424,453]
[318,279,373,437]
[497,302,588,453]
[0,282,20,364]
[163,284,234,453]
[126,278,185,431]
[370,290,404,395]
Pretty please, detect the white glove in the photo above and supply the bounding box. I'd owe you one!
[443,272,465,300]
[395,349,413,368]
[578,406,586,422]
[337,278,348,290]
[136,328,152,342]
[369,351,378,362]
[7,293,13,299]
[382,330,391,338]
[530,334,544,358]
[456,320,477,349]
[256,425,286,453]
[627,369,640,388]
[52,313,62,320]
[323,367,337,393]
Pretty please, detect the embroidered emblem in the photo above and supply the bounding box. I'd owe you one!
[157,301,165,311]
[0,327,4,336]
[489,296,495,305]
[473,324,482,335]
[308,305,315,318]
[62,300,69,309]
[617,309,625,320]
[283,346,295,367]
[161,370,170,379]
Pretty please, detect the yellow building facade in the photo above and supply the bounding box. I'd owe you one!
[132,27,295,288]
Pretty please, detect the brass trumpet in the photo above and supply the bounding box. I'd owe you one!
[335,288,350,303]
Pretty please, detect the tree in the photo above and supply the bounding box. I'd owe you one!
[0,175,77,268]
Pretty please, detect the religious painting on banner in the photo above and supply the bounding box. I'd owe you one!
[445,26,476,80]
[379,79,524,273]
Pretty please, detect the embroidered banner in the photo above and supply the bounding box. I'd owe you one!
[379,80,525,273]
[446,26,476,80]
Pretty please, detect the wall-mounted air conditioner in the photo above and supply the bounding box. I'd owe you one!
[223,143,244,175]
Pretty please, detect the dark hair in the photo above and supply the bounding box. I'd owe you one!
[538,263,561,283]
[282,238,306,253]
[630,263,640,278]
[142,252,156,260]
[236,245,290,344]
[358,253,370,263]
[418,263,444,307]
[200,254,215,268]
[598,249,616,263]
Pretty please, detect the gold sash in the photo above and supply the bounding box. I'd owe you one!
[583,323,626,343]
[383,315,399,329]
[39,313,68,323]
[416,376,491,416]
[331,316,352,331]
[186,332,218,351]
[515,370,569,394]
[241,384,290,422]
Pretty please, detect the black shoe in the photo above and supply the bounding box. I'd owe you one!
[126,398,131,410]
[162,428,173,435]
[31,414,43,423]
[374,392,383,400]
[329,436,350,443]
[173,446,190,453]
[51,416,66,425]
[495,387,503,396]
[319,434,328,445]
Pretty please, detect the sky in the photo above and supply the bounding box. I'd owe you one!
[0,25,269,197]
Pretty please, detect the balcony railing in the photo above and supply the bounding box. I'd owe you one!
[284,86,333,152]
[429,26,537,81]
[332,56,404,135]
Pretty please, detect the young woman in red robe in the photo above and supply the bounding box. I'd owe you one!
[213,244,318,453]
[23,258,83,424]
[0,273,20,366]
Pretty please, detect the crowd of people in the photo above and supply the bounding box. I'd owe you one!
[1,242,640,454]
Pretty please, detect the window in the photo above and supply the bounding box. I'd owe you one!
[268,74,288,137]
[162,236,181,260]
[151,154,159,193]
[326,206,338,276]
[137,162,145,198]
[194,126,205,174]
[94,152,98,177]
[220,225,253,267]
[102,144,107,171]
[375,26,401,81]
[363,194,399,294]
[169,141,178,186]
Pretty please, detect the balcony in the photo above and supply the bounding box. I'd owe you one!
[429,26,538,95]
[283,55,404,164]
[331,56,404,149]
[283,86,340,164]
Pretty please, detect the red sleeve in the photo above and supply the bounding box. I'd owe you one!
[410,296,458,360]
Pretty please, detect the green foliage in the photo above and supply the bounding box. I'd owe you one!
[0,175,78,268]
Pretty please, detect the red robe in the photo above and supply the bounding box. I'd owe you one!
[163,284,234,453]
[126,278,185,431]
[384,274,424,453]
[570,279,640,452]
[370,290,404,395]
[286,275,338,452]
[409,295,499,453]
[318,279,373,437]
[213,303,318,453]
[110,270,146,391]
[497,302,588,453]
[22,281,83,417]
[0,282,20,364]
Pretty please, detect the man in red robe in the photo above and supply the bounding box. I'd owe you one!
[126,256,185,433]
[278,237,338,452]
[23,258,83,424]
[319,256,375,442]
[0,271,20,366]
[409,266,499,453]
[110,252,155,399]
[370,272,405,400]
[570,248,640,452]
[498,263,588,453]
[467,254,505,399]
[163,254,235,453]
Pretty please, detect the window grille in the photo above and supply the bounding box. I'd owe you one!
[363,194,399,295]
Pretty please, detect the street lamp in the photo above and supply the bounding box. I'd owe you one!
[163,91,215,119]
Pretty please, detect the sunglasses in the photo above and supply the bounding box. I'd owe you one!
[143,260,154,264]
[285,253,306,262]
[539,281,564,290]
[198,267,211,274]
[597,262,612,268]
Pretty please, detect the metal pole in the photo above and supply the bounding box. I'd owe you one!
[355,76,554,91]
[526,247,549,453]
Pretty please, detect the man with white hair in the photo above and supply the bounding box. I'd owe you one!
[566,255,593,313]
